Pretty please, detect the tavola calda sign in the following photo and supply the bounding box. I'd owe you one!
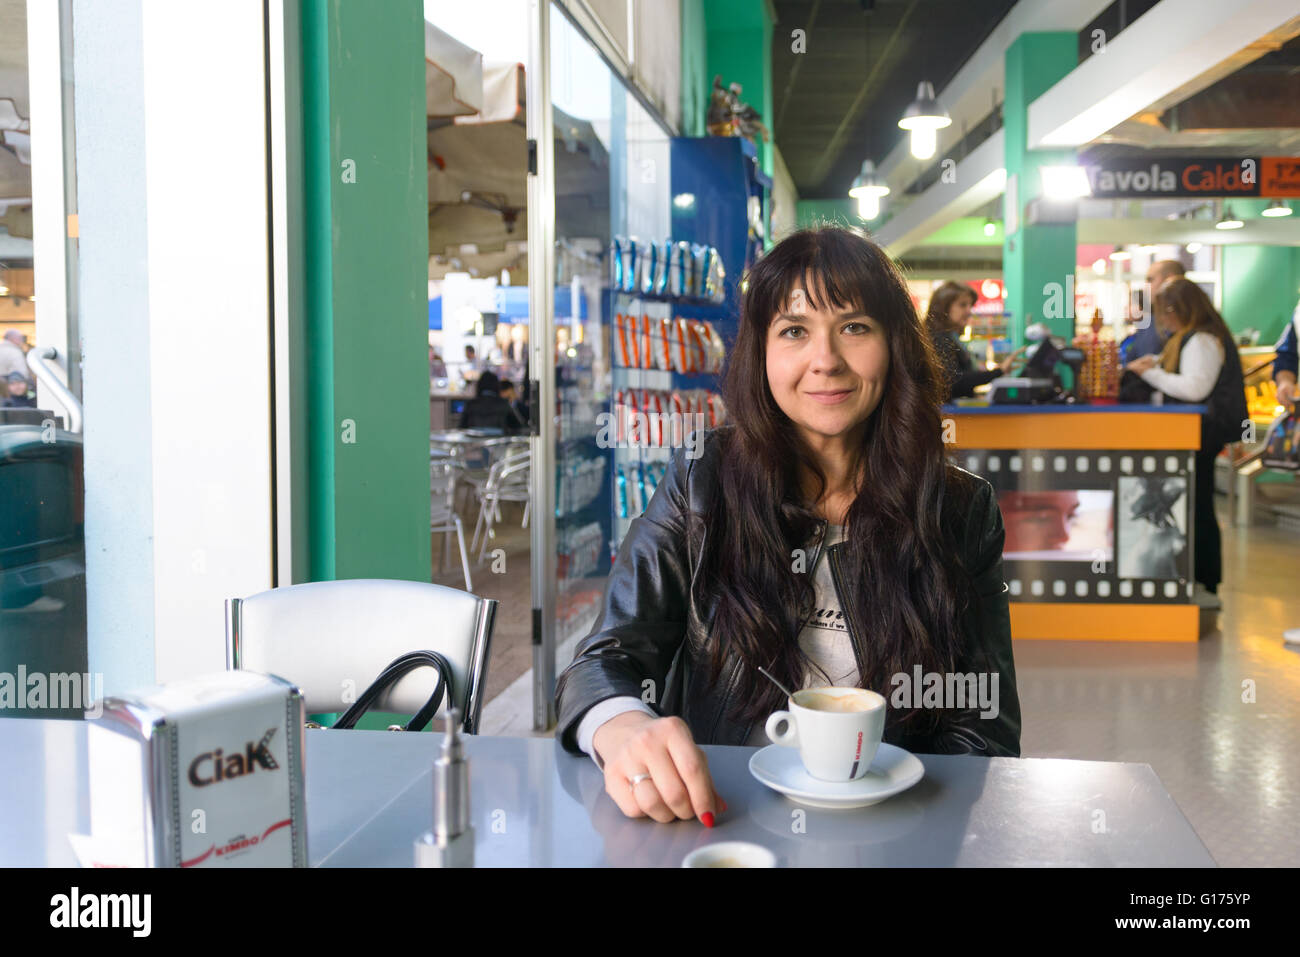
[1082,157,1300,199]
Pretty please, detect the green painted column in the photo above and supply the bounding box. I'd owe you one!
[702,0,774,179]
[680,0,709,136]
[1003,32,1078,346]
[301,0,431,584]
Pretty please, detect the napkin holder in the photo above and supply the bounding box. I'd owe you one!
[86,670,307,867]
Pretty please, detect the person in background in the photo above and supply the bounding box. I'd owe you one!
[0,329,32,389]
[498,380,528,433]
[1125,277,1247,610]
[925,282,1023,399]
[3,370,35,408]
[458,371,524,432]
[429,348,447,379]
[1122,259,1185,363]
[1273,296,1300,645]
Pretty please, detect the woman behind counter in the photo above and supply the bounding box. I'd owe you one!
[925,281,1023,400]
[1125,277,1247,608]
[554,227,1021,826]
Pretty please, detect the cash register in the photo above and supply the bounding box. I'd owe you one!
[988,332,1086,405]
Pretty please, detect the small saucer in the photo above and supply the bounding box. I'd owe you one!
[748,743,924,809]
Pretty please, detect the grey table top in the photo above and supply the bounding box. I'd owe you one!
[2,720,1216,867]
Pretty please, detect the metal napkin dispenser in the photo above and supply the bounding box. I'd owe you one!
[87,670,307,867]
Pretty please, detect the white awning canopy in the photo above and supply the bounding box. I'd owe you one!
[426,20,523,123]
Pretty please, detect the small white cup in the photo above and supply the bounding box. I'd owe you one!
[765,686,886,782]
[682,842,778,868]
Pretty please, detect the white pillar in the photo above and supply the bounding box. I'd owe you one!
[74,0,275,690]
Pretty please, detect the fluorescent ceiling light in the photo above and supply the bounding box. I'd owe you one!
[1039,165,1092,200]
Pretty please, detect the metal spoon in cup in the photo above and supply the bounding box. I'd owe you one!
[757,665,795,701]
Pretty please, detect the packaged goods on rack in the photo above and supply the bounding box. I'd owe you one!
[556,455,607,517]
[614,313,725,372]
[615,461,669,518]
[557,521,604,580]
[612,387,726,446]
[611,235,727,305]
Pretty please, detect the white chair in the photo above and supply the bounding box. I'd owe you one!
[432,458,472,591]
[226,579,497,733]
[471,448,531,563]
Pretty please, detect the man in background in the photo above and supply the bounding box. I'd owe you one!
[2,371,35,408]
[1122,260,1186,363]
[0,329,32,388]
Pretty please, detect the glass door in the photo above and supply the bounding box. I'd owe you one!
[1,0,86,719]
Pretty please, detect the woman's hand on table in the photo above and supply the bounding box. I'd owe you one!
[592,711,725,825]
[1126,355,1158,374]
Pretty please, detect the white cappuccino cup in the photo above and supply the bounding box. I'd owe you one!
[764,686,886,782]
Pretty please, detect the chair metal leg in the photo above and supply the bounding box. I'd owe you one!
[522,498,530,528]
[455,517,472,592]
[478,491,499,565]
[471,495,489,554]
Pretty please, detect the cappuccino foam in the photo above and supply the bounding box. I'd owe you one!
[798,690,875,713]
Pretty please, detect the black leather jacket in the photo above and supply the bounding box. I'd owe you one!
[555,428,1021,759]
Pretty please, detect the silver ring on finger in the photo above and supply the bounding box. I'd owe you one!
[627,772,652,789]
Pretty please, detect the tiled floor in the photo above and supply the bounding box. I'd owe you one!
[459,492,1300,866]
[1016,501,1300,867]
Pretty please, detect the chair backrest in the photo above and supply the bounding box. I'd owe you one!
[226,579,496,733]
[487,450,531,490]
[430,460,459,523]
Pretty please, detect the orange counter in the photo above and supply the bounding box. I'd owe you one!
[945,403,1204,643]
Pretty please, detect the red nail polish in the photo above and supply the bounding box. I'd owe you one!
[701,811,715,828]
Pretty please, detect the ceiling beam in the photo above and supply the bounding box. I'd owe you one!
[1028,0,1300,148]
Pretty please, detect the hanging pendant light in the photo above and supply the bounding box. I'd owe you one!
[1261,200,1293,218]
[897,81,951,160]
[848,160,890,220]
[1215,205,1244,230]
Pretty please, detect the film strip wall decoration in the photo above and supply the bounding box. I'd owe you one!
[956,448,1196,605]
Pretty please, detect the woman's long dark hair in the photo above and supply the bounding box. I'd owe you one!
[694,226,980,733]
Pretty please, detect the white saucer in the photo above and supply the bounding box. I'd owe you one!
[748,743,924,809]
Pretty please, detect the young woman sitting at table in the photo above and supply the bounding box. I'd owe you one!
[554,226,1021,825]
[1124,277,1247,608]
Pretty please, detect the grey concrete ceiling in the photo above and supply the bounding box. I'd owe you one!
[770,0,1017,199]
